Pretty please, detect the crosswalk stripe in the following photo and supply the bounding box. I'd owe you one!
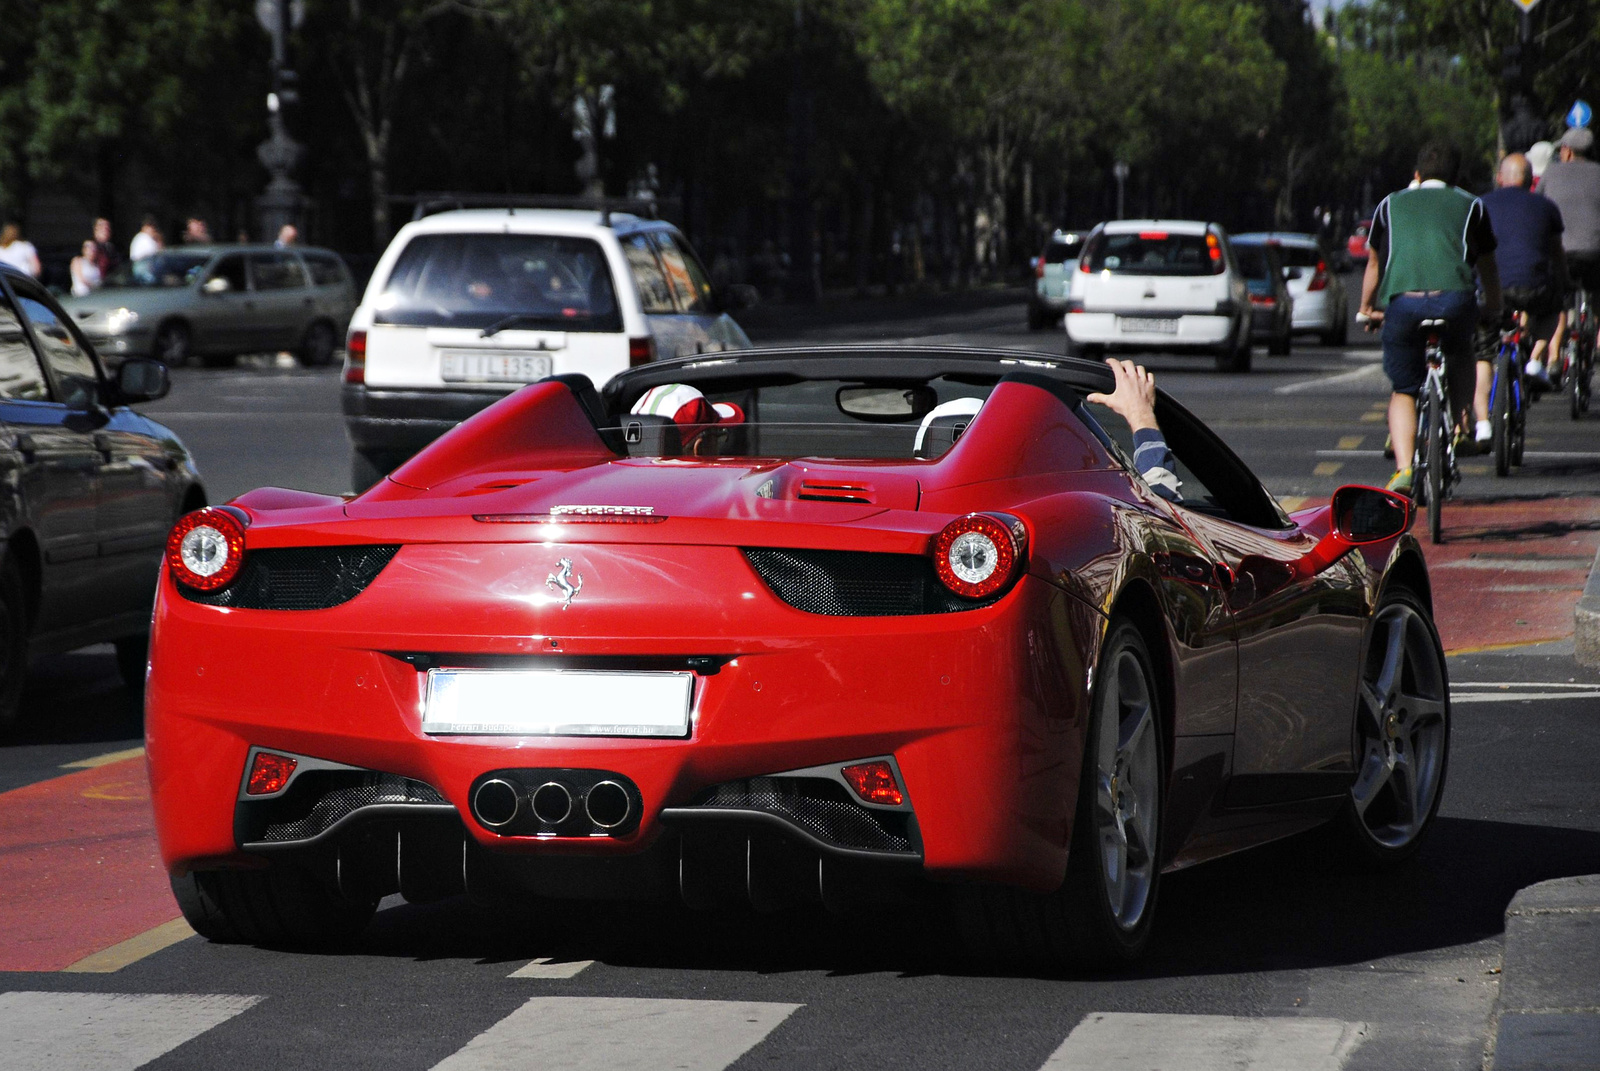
[0,991,261,1071]
[508,957,593,979]
[430,997,801,1071]
[1041,1013,1367,1070]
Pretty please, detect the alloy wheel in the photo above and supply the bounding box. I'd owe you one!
[1094,646,1160,930]
[1350,603,1448,850]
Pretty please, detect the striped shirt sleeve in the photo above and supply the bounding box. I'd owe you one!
[1132,428,1182,502]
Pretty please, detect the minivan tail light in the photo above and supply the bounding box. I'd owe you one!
[1308,260,1329,291]
[1035,257,1045,279]
[628,337,655,367]
[344,329,367,384]
[1206,232,1224,274]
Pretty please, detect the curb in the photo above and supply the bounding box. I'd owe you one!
[1574,548,1600,668]
[1486,876,1600,1070]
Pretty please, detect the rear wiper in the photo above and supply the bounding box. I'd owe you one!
[480,313,556,337]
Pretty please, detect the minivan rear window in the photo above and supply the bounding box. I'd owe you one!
[374,233,621,331]
[1085,231,1221,276]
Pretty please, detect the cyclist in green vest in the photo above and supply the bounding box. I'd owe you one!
[1358,142,1503,496]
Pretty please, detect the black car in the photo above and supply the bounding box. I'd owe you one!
[1231,238,1294,356]
[0,265,205,728]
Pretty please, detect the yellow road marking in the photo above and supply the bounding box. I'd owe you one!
[1447,637,1568,656]
[61,746,145,770]
[1277,495,1309,512]
[1336,435,1365,450]
[1461,464,1490,476]
[61,918,195,973]
[1313,462,1343,476]
[1360,411,1384,422]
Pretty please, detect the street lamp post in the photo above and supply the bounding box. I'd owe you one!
[255,0,305,241]
[1113,161,1129,221]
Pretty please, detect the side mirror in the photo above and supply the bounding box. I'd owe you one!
[1294,485,1413,578]
[202,276,231,294]
[718,283,758,312]
[115,357,171,403]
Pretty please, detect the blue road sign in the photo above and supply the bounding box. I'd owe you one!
[1568,100,1593,129]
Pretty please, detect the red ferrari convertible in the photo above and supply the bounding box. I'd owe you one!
[148,348,1449,965]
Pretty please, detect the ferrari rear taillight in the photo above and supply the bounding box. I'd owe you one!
[246,751,297,795]
[932,513,1026,600]
[344,329,367,384]
[166,507,247,591]
[841,761,903,806]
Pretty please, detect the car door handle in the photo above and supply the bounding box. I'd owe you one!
[13,433,36,460]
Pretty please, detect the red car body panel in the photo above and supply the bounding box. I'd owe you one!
[145,349,1429,904]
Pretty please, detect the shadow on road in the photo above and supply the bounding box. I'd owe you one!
[6,647,140,747]
[336,815,1600,981]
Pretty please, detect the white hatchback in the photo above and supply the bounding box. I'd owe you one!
[1234,231,1349,346]
[1064,220,1253,372]
[342,206,754,489]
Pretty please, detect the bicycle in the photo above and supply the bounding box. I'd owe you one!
[1489,312,1529,477]
[1559,280,1595,419]
[1412,317,1458,544]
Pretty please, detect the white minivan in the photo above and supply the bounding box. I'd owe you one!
[342,205,754,489]
[1064,219,1253,372]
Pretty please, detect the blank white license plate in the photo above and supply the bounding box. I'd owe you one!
[422,668,693,737]
[1119,317,1179,335]
[440,351,553,383]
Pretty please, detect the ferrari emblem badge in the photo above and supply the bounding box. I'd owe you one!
[546,558,583,609]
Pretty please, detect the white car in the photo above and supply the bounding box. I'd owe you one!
[1234,232,1349,346]
[342,205,754,489]
[1064,219,1253,372]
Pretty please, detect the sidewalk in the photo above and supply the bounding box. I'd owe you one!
[1489,876,1600,1070]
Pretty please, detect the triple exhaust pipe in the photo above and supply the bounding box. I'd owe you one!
[471,776,633,833]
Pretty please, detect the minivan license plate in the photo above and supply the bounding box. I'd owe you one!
[1119,317,1179,335]
[440,351,553,383]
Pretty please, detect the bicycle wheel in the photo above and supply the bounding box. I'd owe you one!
[1570,334,1585,420]
[1492,350,1512,477]
[1425,383,1445,543]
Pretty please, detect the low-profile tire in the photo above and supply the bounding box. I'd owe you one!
[171,867,378,948]
[1268,331,1291,356]
[953,619,1164,969]
[1214,335,1252,373]
[1323,313,1349,347]
[153,321,190,365]
[114,634,148,690]
[0,557,28,733]
[1333,587,1449,868]
[300,320,337,366]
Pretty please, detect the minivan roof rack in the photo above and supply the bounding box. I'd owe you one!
[388,192,670,225]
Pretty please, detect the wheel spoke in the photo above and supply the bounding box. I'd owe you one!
[1390,751,1418,826]
[1095,772,1117,824]
[1102,826,1127,910]
[1119,702,1153,759]
[1399,693,1445,731]
[1375,615,1406,704]
[1350,741,1393,818]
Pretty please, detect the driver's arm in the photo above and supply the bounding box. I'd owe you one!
[1086,359,1183,502]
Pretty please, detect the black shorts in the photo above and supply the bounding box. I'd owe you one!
[1567,252,1600,293]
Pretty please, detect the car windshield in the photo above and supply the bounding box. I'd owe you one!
[1043,239,1079,262]
[607,376,1003,460]
[1232,244,1275,281]
[1277,244,1322,268]
[374,233,621,331]
[103,253,210,289]
[1086,231,1218,276]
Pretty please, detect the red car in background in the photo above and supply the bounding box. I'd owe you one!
[147,348,1449,967]
[1347,219,1373,264]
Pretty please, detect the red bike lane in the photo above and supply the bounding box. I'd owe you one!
[0,495,1593,973]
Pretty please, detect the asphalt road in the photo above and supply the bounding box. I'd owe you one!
[2,291,1599,1071]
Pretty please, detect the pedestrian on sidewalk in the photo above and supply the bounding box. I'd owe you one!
[182,217,211,244]
[0,223,41,278]
[129,216,163,261]
[1357,142,1502,496]
[91,217,120,277]
[274,223,299,248]
[70,240,103,296]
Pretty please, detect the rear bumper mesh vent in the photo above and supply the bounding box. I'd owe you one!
[240,770,448,845]
[179,545,401,610]
[743,547,999,616]
[688,777,914,854]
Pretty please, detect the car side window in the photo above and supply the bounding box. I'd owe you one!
[302,252,348,287]
[12,285,100,409]
[251,252,308,291]
[652,232,714,314]
[0,292,49,401]
[206,254,248,293]
[622,234,676,314]
[1153,397,1289,529]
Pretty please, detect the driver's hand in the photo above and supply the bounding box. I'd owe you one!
[1086,359,1160,433]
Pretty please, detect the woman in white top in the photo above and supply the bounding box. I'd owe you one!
[0,223,41,277]
[70,240,103,296]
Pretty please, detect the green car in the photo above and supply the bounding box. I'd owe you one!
[63,244,358,367]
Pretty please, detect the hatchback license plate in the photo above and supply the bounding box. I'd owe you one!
[1119,317,1179,335]
[440,351,553,383]
[422,668,693,737]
